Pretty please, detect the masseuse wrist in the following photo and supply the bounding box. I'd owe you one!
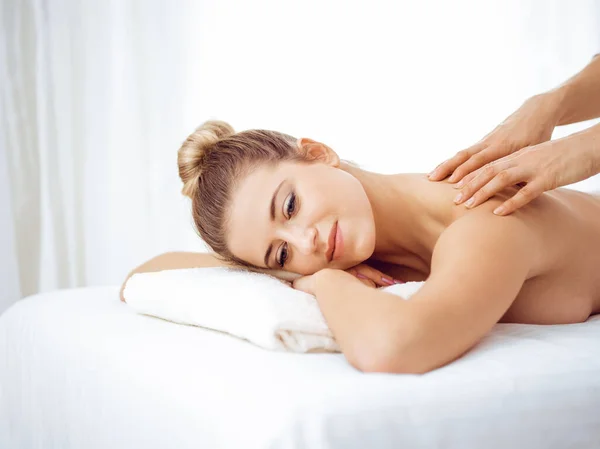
[581,123,600,176]
[554,122,600,178]
[530,88,567,130]
[542,84,574,127]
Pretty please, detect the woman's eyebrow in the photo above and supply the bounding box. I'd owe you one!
[263,179,288,268]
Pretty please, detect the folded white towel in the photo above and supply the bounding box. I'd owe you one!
[123,267,424,353]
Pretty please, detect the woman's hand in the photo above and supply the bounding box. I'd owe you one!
[451,124,600,215]
[428,93,561,184]
[291,264,402,295]
[344,263,402,288]
[291,271,321,296]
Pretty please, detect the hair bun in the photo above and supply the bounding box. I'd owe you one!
[177,120,235,198]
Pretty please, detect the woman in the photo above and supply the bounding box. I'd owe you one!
[122,120,600,375]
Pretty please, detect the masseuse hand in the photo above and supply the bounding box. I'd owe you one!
[428,94,559,214]
[451,132,599,215]
[428,93,600,215]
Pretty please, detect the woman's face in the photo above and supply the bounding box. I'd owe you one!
[226,139,376,275]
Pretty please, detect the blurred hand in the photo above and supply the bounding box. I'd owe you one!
[451,127,600,215]
[428,94,560,184]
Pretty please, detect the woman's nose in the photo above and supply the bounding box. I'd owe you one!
[282,225,317,255]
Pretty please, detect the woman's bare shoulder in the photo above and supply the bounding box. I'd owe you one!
[392,173,525,224]
[385,174,586,281]
[448,187,588,279]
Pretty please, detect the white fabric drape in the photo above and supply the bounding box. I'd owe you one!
[2,0,600,312]
[1,0,208,312]
[0,144,21,311]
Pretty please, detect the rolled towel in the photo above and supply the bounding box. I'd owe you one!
[123,267,424,353]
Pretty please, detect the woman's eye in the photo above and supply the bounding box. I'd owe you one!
[277,243,288,267]
[286,192,296,218]
[278,192,296,267]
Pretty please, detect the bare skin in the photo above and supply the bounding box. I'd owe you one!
[122,165,600,326]
[429,54,600,215]
[365,171,600,325]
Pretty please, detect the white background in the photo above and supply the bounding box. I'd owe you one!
[1,0,600,312]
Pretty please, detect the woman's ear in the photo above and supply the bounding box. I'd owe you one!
[296,137,340,167]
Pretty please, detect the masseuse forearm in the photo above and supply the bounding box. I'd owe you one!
[314,269,415,373]
[547,54,600,126]
[582,122,600,175]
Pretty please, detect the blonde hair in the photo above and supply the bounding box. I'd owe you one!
[177,120,303,269]
[177,120,356,270]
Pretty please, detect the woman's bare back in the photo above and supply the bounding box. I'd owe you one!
[499,187,600,324]
[368,174,600,325]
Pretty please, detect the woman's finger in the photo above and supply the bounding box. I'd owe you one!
[428,143,485,181]
[492,182,545,216]
[356,272,392,287]
[356,276,378,288]
[354,265,398,287]
[462,168,526,210]
[346,268,358,277]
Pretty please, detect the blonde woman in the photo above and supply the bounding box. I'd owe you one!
[122,120,600,374]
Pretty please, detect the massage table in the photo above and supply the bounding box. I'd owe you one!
[1,286,599,448]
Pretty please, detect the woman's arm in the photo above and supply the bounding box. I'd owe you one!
[313,208,539,374]
[119,252,236,302]
[393,211,539,373]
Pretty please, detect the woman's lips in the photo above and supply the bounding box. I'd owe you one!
[332,222,343,261]
[327,222,337,262]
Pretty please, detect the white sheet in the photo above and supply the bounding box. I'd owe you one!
[1,286,599,449]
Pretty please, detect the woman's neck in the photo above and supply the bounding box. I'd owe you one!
[340,162,448,270]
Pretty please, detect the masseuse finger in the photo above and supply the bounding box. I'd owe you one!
[455,147,527,189]
[492,181,545,216]
[447,144,504,183]
[454,162,508,205]
[453,166,484,189]
[428,142,485,182]
[461,168,525,210]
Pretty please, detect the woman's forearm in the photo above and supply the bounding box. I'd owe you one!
[545,54,600,126]
[314,269,415,373]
